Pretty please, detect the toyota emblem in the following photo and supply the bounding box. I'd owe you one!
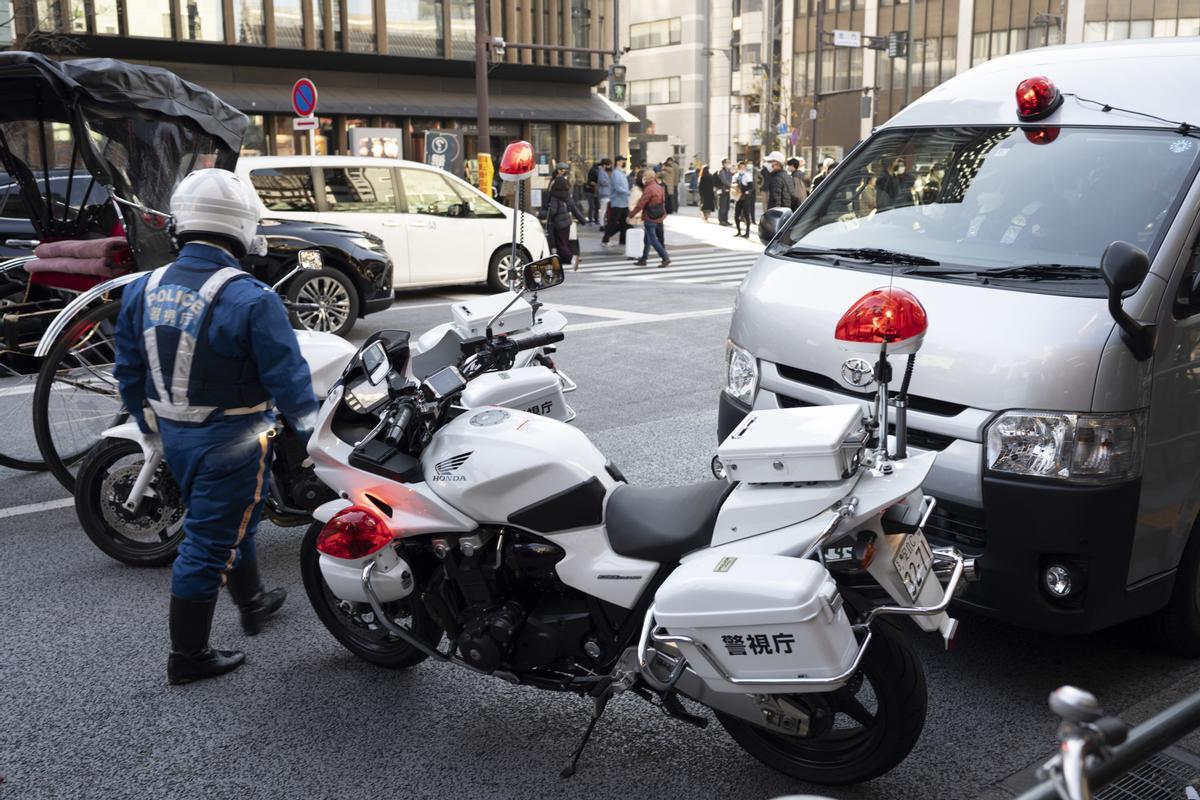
[841,358,875,388]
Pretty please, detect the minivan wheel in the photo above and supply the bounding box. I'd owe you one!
[286,267,359,337]
[1149,525,1200,656]
[487,246,530,292]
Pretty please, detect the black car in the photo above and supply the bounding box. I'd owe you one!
[0,175,393,337]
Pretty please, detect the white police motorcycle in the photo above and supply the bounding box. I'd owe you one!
[301,257,972,785]
[73,254,573,566]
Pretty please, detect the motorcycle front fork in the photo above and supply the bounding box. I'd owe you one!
[122,449,162,512]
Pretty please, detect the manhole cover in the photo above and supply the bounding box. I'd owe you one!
[1098,749,1200,800]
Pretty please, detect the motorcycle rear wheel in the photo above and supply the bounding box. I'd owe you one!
[75,438,184,567]
[716,620,927,785]
[300,521,437,669]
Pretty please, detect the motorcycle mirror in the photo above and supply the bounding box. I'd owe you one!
[298,249,324,270]
[523,255,564,292]
[758,207,792,246]
[360,341,391,386]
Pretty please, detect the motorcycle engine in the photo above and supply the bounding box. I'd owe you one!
[416,529,602,675]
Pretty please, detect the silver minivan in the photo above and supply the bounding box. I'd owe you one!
[722,38,1200,651]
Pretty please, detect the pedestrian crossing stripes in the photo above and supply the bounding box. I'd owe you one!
[578,248,760,287]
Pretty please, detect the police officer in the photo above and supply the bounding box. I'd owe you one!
[114,169,320,685]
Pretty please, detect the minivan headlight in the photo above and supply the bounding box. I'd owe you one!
[985,409,1146,484]
[724,339,759,405]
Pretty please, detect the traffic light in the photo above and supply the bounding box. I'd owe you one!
[608,63,627,104]
[887,31,909,59]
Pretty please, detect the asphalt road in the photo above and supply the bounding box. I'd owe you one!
[3,247,1200,800]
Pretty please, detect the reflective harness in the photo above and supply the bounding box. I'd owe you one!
[142,265,270,424]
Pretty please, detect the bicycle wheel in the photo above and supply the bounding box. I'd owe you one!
[0,277,48,470]
[33,300,127,492]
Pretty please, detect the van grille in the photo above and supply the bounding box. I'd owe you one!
[925,500,987,549]
[776,394,956,452]
[775,363,968,417]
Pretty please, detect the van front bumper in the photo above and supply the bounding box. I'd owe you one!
[716,389,1173,635]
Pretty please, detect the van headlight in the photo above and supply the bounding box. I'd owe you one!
[724,340,759,405]
[985,410,1146,483]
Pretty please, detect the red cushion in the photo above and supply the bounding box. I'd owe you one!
[28,272,105,292]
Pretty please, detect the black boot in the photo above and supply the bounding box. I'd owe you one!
[225,559,287,636]
[167,595,245,685]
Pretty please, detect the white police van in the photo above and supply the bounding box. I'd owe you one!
[722,39,1200,651]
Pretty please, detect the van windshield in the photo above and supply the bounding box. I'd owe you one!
[775,127,1200,288]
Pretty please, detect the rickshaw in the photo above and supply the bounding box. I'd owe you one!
[0,51,248,489]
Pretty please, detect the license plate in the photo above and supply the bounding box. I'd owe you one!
[893,529,934,603]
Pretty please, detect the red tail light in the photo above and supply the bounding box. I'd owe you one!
[499,140,535,181]
[1016,76,1063,122]
[835,287,928,345]
[315,506,392,559]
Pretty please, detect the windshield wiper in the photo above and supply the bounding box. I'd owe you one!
[783,245,941,267]
[978,263,1100,280]
[828,247,941,266]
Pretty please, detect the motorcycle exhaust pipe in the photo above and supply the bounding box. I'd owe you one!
[932,547,978,587]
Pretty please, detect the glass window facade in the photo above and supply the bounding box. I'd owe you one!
[274,0,305,47]
[348,0,376,51]
[127,0,174,37]
[449,0,474,58]
[387,0,443,56]
[234,0,266,44]
[630,18,682,49]
[629,77,682,105]
[181,0,224,41]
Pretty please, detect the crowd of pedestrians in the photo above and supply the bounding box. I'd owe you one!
[530,151,836,270]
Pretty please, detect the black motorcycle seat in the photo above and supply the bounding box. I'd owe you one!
[605,480,736,563]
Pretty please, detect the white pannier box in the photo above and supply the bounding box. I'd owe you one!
[459,366,574,422]
[654,555,858,694]
[718,404,865,484]
[451,293,533,338]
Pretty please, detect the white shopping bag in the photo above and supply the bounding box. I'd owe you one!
[624,226,644,260]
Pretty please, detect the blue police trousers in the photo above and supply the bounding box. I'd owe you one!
[160,415,274,601]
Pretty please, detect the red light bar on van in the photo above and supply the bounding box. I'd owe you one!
[499,140,536,182]
[835,287,928,345]
[1016,76,1064,122]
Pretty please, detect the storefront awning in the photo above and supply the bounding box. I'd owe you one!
[205,82,637,124]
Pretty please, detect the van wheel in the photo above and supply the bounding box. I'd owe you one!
[488,246,530,292]
[1149,526,1200,656]
[286,267,359,337]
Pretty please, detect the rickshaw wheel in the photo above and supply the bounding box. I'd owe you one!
[32,300,126,492]
[0,278,48,471]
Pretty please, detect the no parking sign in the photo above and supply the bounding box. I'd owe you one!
[291,78,318,118]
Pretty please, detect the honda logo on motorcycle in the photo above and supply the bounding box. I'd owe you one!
[433,451,472,481]
[840,358,875,389]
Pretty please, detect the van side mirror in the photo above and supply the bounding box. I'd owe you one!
[1100,240,1155,361]
[758,207,792,246]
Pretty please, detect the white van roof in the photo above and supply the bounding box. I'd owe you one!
[883,38,1200,131]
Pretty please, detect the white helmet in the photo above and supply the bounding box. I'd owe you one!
[170,168,260,253]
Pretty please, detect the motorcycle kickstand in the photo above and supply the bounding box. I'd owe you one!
[560,694,610,779]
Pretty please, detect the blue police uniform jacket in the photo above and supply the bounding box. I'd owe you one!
[114,242,319,436]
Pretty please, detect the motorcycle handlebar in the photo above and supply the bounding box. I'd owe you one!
[511,331,565,352]
[384,404,415,444]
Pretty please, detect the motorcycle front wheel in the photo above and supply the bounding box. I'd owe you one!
[75,438,185,567]
[300,521,438,669]
[716,620,927,785]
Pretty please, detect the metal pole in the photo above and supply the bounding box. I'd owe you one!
[903,0,915,106]
[763,0,773,157]
[1015,691,1200,800]
[475,0,490,159]
[811,0,823,170]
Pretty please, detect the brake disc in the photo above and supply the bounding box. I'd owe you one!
[99,463,183,539]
